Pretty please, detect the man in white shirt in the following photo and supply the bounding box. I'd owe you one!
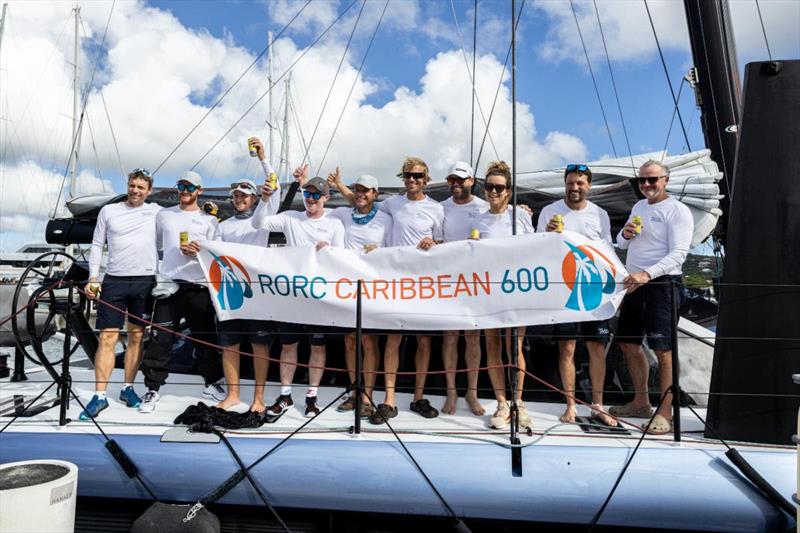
[611,160,693,435]
[139,170,225,413]
[252,167,345,420]
[216,137,281,412]
[327,170,393,422]
[537,164,617,427]
[440,161,488,416]
[378,156,444,421]
[79,169,161,421]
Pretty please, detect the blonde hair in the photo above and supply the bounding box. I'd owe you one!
[399,156,431,183]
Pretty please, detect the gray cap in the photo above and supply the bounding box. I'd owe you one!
[351,174,379,190]
[230,179,258,196]
[447,161,474,179]
[178,170,203,187]
[305,176,330,195]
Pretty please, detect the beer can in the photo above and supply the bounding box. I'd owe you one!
[470,228,480,240]
[88,282,101,296]
[180,231,189,245]
[632,215,643,234]
[552,214,564,233]
[248,137,258,158]
[268,172,278,190]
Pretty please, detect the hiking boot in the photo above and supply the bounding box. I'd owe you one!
[489,401,510,429]
[337,394,355,412]
[79,395,109,421]
[203,379,226,402]
[264,394,293,423]
[304,396,320,418]
[516,401,533,430]
[138,391,159,414]
[119,386,142,408]
[410,398,439,419]
[368,403,398,425]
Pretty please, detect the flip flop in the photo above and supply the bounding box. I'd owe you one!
[641,414,673,435]
[590,405,619,428]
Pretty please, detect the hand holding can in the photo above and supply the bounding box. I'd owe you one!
[552,214,564,233]
[632,215,643,234]
[248,137,258,157]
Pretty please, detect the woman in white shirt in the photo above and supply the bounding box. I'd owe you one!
[474,161,534,430]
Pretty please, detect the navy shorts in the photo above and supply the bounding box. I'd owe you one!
[276,322,345,346]
[217,319,275,347]
[95,275,155,330]
[552,320,610,343]
[616,275,682,351]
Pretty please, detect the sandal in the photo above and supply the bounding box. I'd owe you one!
[641,414,673,435]
[608,402,654,418]
[410,399,439,419]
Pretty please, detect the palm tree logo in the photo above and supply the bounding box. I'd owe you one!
[562,242,616,311]
[209,253,253,310]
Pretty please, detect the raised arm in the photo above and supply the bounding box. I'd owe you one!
[327,167,356,207]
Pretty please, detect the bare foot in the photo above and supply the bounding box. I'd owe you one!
[559,405,578,424]
[465,391,485,416]
[216,397,241,411]
[250,399,266,414]
[590,405,619,427]
[442,391,458,415]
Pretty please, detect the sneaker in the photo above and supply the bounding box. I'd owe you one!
[79,395,109,421]
[359,401,376,418]
[264,394,293,423]
[304,396,320,418]
[119,386,142,408]
[203,379,226,402]
[368,403,398,425]
[489,401,510,429]
[138,390,160,414]
[336,394,355,412]
[516,401,534,430]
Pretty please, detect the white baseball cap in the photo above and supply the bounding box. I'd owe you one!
[178,170,203,187]
[230,179,258,196]
[351,174,379,190]
[447,161,474,179]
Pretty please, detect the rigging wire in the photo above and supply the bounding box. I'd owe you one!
[661,77,687,157]
[592,0,636,171]
[470,0,477,167]
[449,0,499,161]
[83,108,104,189]
[299,0,366,169]
[754,0,773,61]
[151,0,312,175]
[188,0,358,172]
[289,88,314,173]
[473,0,525,174]
[569,0,618,158]
[314,0,390,176]
[99,91,126,177]
[643,0,692,152]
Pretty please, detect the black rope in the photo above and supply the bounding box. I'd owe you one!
[569,0,617,158]
[588,387,672,531]
[189,0,357,171]
[315,0,389,175]
[754,0,773,61]
[151,0,312,175]
[592,0,636,172]
[643,0,692,152]
[300,0,367,169]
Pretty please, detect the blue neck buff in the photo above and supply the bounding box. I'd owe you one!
[352,205,378,225]
[234,208,254,219]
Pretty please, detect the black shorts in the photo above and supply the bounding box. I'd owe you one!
[276,322,345,346]
[552,320,610,343]
[616,274,682,351]
[95,275,155,330]
[217,319,276,347]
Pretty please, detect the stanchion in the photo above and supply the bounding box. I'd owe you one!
[353,279,363,435]
[58,282,74,426]
[10,347,27,382]
[510,328,522,477]
[670,278,681,443]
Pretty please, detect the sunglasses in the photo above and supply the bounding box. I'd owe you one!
[485,183,508,193]
[303,190,323,200]
[176,183,199,193]
[566,164,589,173]
[446,176,469,185]
[402,172,426,180]
[130,168,152,178]
[636,176,664,185]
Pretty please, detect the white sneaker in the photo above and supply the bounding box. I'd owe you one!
[203,379,226,402]
[489,401,510,429]
[516,401,534,430]
[139,390,160,414]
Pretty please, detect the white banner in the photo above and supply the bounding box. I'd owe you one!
[197,231,628,331]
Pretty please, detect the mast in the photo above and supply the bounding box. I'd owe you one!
[268,31,274,164]
[69,5,81,198]
[280,74,291,181]
[683,0,741,240]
